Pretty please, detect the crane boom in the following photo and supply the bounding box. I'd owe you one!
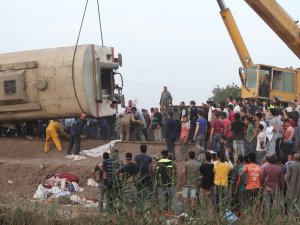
[245,0,300,60]
[217,0,253,68]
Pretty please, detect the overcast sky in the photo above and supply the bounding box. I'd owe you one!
[1,0,299,110]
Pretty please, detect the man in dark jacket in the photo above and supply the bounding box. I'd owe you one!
[165,111,178,158]
[189,101,199,142]
[67,113,86,155]
[155,150,176,211]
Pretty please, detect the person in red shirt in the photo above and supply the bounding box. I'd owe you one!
[210,111,224,153]
[281,119,295,162]
[260,155,283,219]
[240,152,261,206]
[228,104,235,122]
[220,112,233,144]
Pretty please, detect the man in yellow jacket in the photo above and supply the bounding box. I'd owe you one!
[45,120,66,153]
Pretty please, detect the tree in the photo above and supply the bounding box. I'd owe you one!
[209,83,241,104]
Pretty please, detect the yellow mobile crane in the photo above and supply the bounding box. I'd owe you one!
[216,0,300,102]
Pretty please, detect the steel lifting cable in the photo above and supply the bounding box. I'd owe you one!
[71,0,105,114]
[71,0,89,114]
[96,0,104,46]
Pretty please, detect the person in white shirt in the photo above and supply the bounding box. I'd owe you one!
[206,100,215,122]
[256,124,266,165]
[233,98,240,113]
[179,101,188,122]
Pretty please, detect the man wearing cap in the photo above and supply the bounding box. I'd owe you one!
[67,113,86,155]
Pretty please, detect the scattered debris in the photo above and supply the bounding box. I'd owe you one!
[33,184,49,199]
[40,164,47,169]
[52,191,71,199]
[87,178,98,187]
[33,173,83,200]
[70,195,98,208]
[65,155,87,161]
[7,180,13,184]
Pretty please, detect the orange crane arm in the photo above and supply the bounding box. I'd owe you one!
[245,0,300,60]
[217,0,254,68]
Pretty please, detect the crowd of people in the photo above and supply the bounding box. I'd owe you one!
[121,88,300,164]
[112,87,300,218]
[92,145,181,212]
[0,114,117,140]
[91,143,300,219]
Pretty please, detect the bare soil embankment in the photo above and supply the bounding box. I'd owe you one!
[0,138,174,203]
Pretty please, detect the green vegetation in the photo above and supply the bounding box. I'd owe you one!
[0,193,299,225]
[209,83,241,104]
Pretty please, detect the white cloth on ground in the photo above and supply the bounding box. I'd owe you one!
[82,140,121,157]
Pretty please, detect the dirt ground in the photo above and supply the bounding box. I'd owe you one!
[0,138,194,204]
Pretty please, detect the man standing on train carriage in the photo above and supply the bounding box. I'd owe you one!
[44,119,66,153]
[67,113,86,155]
[160,86,172,110]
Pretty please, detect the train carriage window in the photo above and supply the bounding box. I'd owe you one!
[272,70,294,92]
[4,80,16,95]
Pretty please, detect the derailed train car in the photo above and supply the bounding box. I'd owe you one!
[0,44,124,122]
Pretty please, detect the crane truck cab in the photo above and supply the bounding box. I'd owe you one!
[243,65,299,102]
[217,0,300,103]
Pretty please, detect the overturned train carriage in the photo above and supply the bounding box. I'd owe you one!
[0,44,123,121]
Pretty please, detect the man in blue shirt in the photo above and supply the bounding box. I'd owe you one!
[131,107,146,141]
[193,111,208,150]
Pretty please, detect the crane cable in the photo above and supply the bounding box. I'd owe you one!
[97,0,104,46]
[71,0,105,114]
